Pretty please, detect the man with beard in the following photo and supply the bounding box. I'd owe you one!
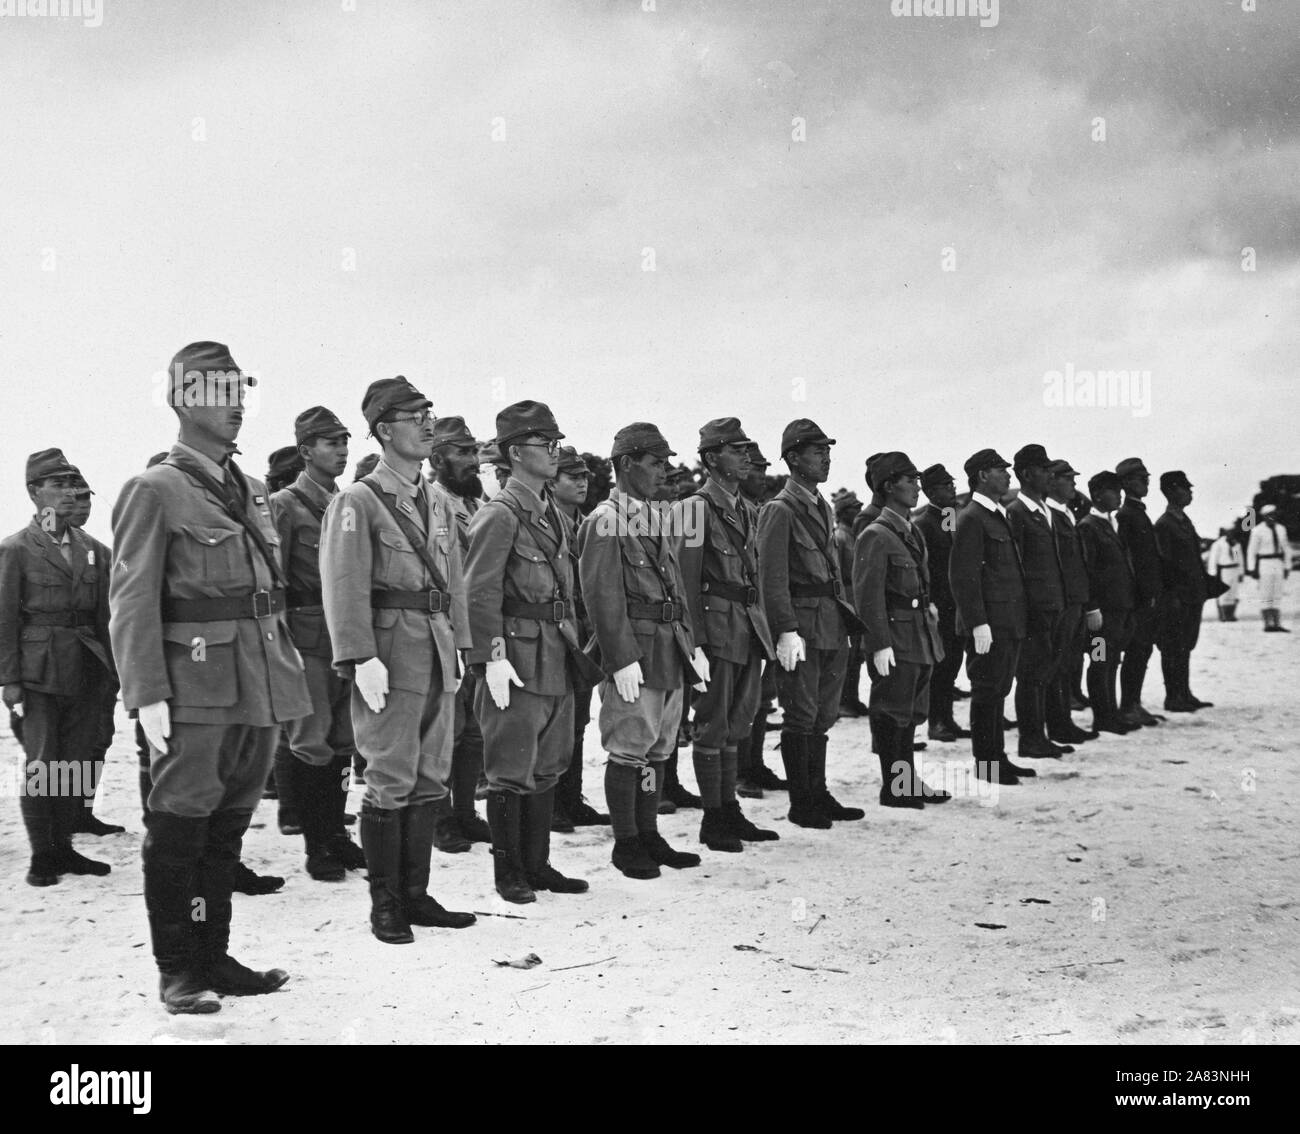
[1154,471,1212,711]
[320,377,477,943]
[2,450,118,886]
[757,420,863,828]
[110,341,311,1012]
[915,463,968,744]
[1115,457,1165,729]
[271,406,367,883]
[426,416,493,853]
[1077,472,1136,735]
[949,449,1036,786]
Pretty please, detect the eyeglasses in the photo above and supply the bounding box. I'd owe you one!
[515,440,561,455]
[388,410,433,427]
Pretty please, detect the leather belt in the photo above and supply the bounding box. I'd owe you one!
[502,598,571,623]
[22,610,96,628]
[791,580,842,600]
[286,587,323,608]
[371,589,451,614]
[701,580,758,606]
[1256,553,1284,560]
[627,600,684,623]
[163,589,285,622]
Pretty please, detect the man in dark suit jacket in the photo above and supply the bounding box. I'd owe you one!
[1078,472,1137,734]
[915,463,968,742]
[949,449,1035,785]
[1115,457,1164,728]
[1154,471,1211,712]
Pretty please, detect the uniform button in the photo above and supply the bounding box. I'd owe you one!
[266,632,274,640]
[911,599,918,608]
[209,537,217,544]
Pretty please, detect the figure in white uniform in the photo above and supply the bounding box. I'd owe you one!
[1206,528,1243,621]
[1246,505,1290,632]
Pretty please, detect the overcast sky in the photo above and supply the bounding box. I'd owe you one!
[2,0,1296,542]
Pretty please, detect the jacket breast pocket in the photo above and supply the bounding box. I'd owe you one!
[509,543,551,600]
[178,524,247,589]
[19,624,52,685]
[163,621,238,707]
[377,528,420,585]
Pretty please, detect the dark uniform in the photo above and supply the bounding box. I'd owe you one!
[756,419,861,827]
[1,449,118,885]
[1044,465,1096,745]
[1115,457,1164,726]
[1154,470,1209,711]
[914,464,965,742]
[1077,472,1136,733]
[110,342,312,1013]
[832,488,866,717]
[949,449,1034,785]
[679,417,778,852]
[270,406,365,882]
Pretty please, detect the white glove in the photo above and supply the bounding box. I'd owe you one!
[1085,609,1103,632]
[972,624,993,656]
[776,631,806,672]
[929,603,939,621]
[690,647,710,691]
[355,657,390,713]
[485,658,524,710]
[612,661,644,703]
[139,700,171,754]
[873,647,895,675]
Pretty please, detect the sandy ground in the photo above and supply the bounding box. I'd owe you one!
[3,598,1298,1046]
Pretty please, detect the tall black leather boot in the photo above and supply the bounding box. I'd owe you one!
[273,736,302,835]
[143,812,220,1014]
[876,716,914,808]
[780,731,831,829]
[640,763,701,867]
[605,761,661,878]
[451,733,491,843]
[971,700,1017,785]
[521,788,588,893]
[358,803,414,944]
[326,752,366,869]
[486,791,536,904]
[299,761,345,882]
[400,803,477,927]
[809,733,864,820]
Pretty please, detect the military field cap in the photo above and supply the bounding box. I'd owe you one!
[353,453,381,481]
[780,418,835,456]
[611,422,675,460]
[496,400,564,448]
[831,488,861,512]
[68,465,93,495]
[872,451,919,488]
[863,452,885,491]
[167,341,255,407]
[555,445,588,475]
[268,445,305,483]
[294,405,350,446]
[431,415,477,449]
[963,448,1012,478]
[919,463,955,491]
[1115,457,1149,479]
[26,448,78,484]
[745,443,771,468]
[1088,471,1122,496]
[1159,470,1192,494]
[698,417,751,451]
[1047,458,1079,477]
[1013,443,1052,470]
[362,376,432,430]
[478,439,507,468]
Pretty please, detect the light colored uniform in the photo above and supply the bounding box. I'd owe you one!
[1247,521,1290,607]
[1206,536,1243,604]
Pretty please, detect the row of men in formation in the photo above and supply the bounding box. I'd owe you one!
[1,340,1285,1016]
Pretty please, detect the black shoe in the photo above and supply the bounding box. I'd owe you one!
[1093,717,1132,735]
[433,812,472,854]
[1135,707,1164,726]
[735,776,764,799]
[1185,696,1214,710]
[306,845,346,882]
[818,793,866,821]
[329,833,367,871]
[405,894,478,927]
[26,852,59,886]
[943,721,972,738]
[975,760,1018,786]
[700,808,743,852]
[1050,724,1097,744]
[204,955,290,995]
[54,845,111,876]
[927,723,958,742]
[920,784,951,804]
[278,809,303,836]
[371,894,416,943]
[1004,758,1037,778]
[550,804,576,833]
[1070,693,1090,711]
[569,799,609,826]
[664,782,701,809]
[953,687,970,700]
[611,836,660,879]
[456,811,492,843]
[80,815,126,836]
[724,801,780,841]
[639,831,701,869]
[1002,717,1018,730]
[1163,698,1197,713]
[159,972,221,1015]
[527,863,589,894]
[487,792,537,905]
[788,802,833,828]
[656,796,677,815]
[879,789,923,810]
[343,812,357,826]
[1019,738,1070,758]
[232,861,284,895]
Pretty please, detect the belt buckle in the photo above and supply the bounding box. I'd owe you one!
[428,590,445,614]
[552,600,567,623]
[251,590,273,619]
[745,585,758,606]
[832,580,844,600]
[661,601,676,623]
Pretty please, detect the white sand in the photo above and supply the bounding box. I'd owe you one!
[3,600,1298,1045]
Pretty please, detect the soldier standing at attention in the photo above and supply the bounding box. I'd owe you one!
[320,377,477,944]
[678,418,779,852]
[270,406,366,883]
[2,449,118,885]
[111,342,311,1013]
[1077,472,1136,735]
[832,489,868,718]
[550,445,609,832]
[578,423,709,880]
[426,415,493,854]
[1115,457,1164,729]
[1247,505,1290,632]
[463,401,592,904]
[1206,527,1243,622]
[1154,471,1212,712]
[851,452,950,809]
[757,420,863,829]
[949,449,1036,786]
[915,464,968,743]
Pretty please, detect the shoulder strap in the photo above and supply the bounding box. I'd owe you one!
[486,493,569,602]
[360,477,449,593]
[694,490,758,583]
[772,496,841,582]
[287,484,326,525]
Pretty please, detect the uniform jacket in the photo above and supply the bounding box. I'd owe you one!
[851,507,943,664]
[1206,536,1242,580]
[271,470,337,660]
[949,496,1028,638]
[1154,508,1207,605]
[1007,496,1065,614]
[678,479,774,666]
[320,457,469,696]
[851,500,883,539]
[109,444,311,726]
[1117,498,1163,604]
[463,477,584,697]
[577,489,696,689]
[756,481,853,650]
[1077,514,1136,613]
[914,503,955,613]
[1048,502,1091,609]
[0,519,115,695]
[1246,521,1290,576]
[428,479,486,559]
